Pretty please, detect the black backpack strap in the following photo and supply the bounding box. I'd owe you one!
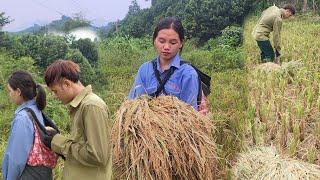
[24,107,48,142]
[152,59,162,85]
[180,60,211,106]
[180,60,202,105]
[42,112,60,133]
[151,59,177,97]
[24,108,60,134]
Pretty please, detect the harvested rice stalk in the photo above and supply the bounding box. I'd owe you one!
[112,96,217,180]
[232,146,320,180]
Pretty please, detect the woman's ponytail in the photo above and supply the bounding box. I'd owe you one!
[36,84,47,110]
[8,71,46,111]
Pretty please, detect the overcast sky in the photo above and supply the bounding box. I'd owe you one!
[1,0,151,32]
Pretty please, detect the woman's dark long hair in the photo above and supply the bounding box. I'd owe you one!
[8,71,46,110]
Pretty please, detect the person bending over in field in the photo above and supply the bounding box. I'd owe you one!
[252,4,295,64]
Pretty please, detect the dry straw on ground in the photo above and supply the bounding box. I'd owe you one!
[255,60,303,73]
[232,146,320,180]
[112,96,217,180]
[256,62,281,72]
[249,60,320,163]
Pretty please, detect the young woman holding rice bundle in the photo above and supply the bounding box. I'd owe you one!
[129,17,208,114]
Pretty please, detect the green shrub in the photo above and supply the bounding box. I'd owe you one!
[205,26,243,49]
[183,46,244,73]
[71,38,99,66]
[66,49,95,86]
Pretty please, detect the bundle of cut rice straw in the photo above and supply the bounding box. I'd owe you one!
[112,96,217,180]
[256,62,281,73]
[255,60,303,73]
[232,146,320,180]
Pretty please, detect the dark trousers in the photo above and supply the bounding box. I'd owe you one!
[257,40,275,63]
[19,165,52,180]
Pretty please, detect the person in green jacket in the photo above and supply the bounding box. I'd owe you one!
[252,4,295,63]
[43,60,112,180]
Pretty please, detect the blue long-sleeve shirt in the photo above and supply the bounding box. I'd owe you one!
[2,100,45,180]
[129,54,199,110]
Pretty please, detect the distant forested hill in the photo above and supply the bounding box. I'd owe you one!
[12,15,111,36]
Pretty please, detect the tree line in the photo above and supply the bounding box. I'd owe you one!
[107,0,320,44]
[2,0,319,44]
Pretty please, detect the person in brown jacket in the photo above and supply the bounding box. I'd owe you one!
[43,60,112,180]
[252,4,295,63]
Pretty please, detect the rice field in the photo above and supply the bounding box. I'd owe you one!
[243,14,320,165]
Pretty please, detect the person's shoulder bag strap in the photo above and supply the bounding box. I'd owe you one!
[24,107,48,142]
[150,59,177,97]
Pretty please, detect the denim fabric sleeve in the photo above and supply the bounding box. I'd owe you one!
[180,70,199,110]
[129,63,148,99]
[2,113,34,180]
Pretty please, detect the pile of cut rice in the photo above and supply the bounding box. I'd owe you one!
[112,96,217,180]
[232,146,320,180]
